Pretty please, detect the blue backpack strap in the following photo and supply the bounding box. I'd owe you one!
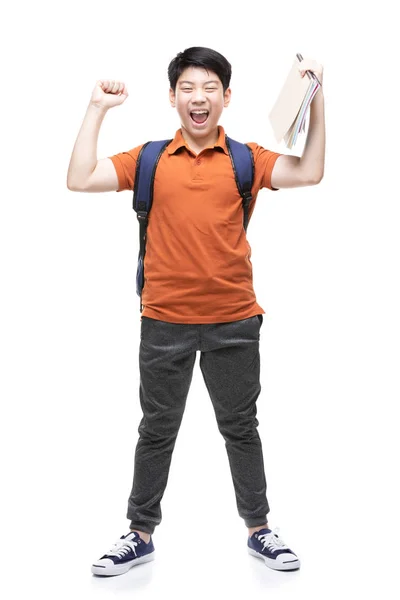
[225,135,254,232]
[132,139,172,311]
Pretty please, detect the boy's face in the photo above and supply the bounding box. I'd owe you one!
[169,66,231,137]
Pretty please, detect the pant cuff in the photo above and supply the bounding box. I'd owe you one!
[128,522,155,535]
[244,515,269,528]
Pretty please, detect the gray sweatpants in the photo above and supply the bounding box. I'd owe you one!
[127,314,270,534]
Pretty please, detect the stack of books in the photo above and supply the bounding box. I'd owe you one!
[268,53,321,149]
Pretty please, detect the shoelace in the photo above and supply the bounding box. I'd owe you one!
[107,538,138,558]
[257,528,289,552]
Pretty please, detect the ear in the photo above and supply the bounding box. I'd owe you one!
[224,87,231,108]
[169,87,176,108]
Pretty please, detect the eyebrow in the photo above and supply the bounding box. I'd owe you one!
[178,80,220,85]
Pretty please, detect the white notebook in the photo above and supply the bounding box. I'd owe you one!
[268,54,321,149]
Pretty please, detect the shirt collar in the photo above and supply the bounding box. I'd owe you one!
[167,125,228,156]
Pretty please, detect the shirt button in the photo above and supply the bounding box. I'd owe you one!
[196,159,201,165]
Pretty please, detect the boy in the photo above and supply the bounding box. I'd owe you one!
[67,46,325,576]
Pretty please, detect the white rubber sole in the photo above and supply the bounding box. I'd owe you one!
[91,551,155,576]
[248,547,300,570]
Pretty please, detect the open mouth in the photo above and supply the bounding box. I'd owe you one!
[190,110,209,125]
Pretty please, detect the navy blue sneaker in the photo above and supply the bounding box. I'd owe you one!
[248,527,300,570]
[91,531,155,576]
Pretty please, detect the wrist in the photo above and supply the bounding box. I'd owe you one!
[88,102,109,116]
[314,86,324,99]
[311,88,324,109]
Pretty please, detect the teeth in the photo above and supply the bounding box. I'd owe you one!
[191,110,208,114]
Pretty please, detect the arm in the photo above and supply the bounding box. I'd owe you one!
[67,103,111,191]
[271,60,325,189]
[298,88,325,183]
[67,80,128,192]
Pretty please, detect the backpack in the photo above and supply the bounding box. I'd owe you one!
[132,135,254,312]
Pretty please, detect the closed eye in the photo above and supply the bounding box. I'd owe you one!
[181,88,217,92]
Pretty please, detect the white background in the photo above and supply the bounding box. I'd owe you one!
[1,0,399,598]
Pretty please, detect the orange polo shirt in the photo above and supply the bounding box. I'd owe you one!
[108,125,282,324]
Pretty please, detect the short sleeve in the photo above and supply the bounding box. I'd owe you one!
[108,143,144,193]
[246,142,283,191]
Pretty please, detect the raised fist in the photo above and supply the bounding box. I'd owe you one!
[90,80,128,109]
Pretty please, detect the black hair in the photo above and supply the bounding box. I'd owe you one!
[168,46,232,93]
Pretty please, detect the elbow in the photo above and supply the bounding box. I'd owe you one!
[67,180,82,191]
[316,170,324,183]
[309,171,324,185]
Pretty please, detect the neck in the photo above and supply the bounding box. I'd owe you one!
[180,125,220,154]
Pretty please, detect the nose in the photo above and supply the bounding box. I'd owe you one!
[192,88,206,102]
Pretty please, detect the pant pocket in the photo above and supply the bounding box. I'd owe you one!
[257,314,263,326]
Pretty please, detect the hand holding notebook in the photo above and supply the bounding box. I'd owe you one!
[268,54,322,149]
